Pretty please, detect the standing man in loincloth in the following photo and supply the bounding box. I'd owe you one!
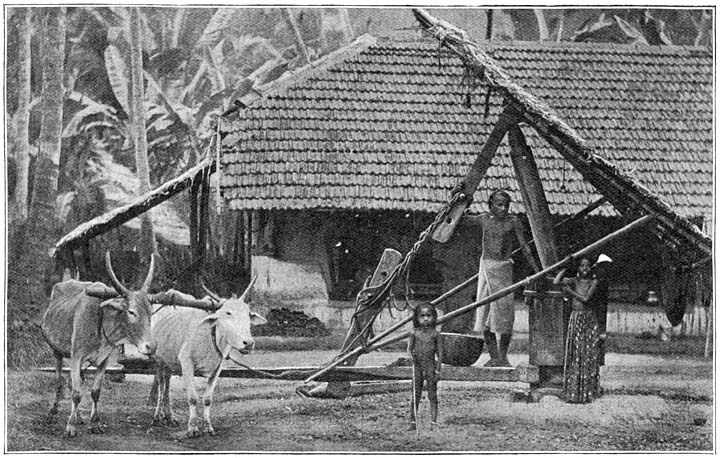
[456,189,540,367]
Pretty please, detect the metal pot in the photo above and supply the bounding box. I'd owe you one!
[440,333,484,367]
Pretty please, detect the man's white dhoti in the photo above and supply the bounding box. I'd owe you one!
[474,259,514,334]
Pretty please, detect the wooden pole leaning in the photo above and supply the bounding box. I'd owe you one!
[432,107,520,243]
[510,196,608,257]
[303,214,655,384]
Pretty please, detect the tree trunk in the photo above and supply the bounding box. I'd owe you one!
[129,7,157,263]
[695,10,712,47]
[11,7,32,223]
[534,9,549,41]
[8,7,66,368]
[284,8,311,65]
[339,9,355,42]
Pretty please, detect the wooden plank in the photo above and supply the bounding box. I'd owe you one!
[348,380,412,396]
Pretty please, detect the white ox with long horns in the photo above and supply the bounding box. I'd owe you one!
[150,276,267,438]
[42,251,157,437]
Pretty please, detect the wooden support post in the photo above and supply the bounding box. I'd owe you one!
[190,178,200,266]
[238,212,245,265]
[251,210,261,253]
[509,123,566,387]
[199,170,210,272]
[244,211,252,275]
[508,124,559,268]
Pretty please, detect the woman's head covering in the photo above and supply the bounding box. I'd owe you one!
[595,253,613,265]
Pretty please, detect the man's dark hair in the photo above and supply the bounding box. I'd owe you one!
[487,189,511,208]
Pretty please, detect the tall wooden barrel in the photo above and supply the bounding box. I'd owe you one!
[440,333,484,367]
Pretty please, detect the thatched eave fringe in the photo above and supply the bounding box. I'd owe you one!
[54,158,216,256]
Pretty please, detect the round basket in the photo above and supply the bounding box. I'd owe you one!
[440,333,484,367]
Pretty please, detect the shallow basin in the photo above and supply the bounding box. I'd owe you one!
[440,333,484,367]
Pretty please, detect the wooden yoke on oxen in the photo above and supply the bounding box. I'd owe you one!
[85,283,120,300]
[86,284,219,312]
[148,289,219,311]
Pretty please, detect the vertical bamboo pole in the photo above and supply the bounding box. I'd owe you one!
[244,211,252,276]
[199,170,210,272]
[190,179,200,264]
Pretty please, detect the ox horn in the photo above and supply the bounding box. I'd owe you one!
[105,251,131,297]
[239,274,258,302]
[201,282,222,303]
[141,253,156,292]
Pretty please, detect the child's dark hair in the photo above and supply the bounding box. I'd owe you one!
[487,189,511,209]
[412,302,438,328]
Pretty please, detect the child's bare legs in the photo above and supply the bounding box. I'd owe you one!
[427,375,438,427]
[408,368,424,429]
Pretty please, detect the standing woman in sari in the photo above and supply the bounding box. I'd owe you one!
[554,257,601,403]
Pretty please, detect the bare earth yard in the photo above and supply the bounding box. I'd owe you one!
[5,350,714,453]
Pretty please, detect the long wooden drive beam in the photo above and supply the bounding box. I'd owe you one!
[304,214,654,384]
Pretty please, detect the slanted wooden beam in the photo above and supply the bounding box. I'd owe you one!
[54,158,215,255]
[460,106,519,197]
[432,106,519,242]
[511,196,608,257]
[508,124,558,267]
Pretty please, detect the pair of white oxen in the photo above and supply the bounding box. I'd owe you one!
[41,252,267,438]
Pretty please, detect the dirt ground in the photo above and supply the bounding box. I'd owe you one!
[5,349,714,453]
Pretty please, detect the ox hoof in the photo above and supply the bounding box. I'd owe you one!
[90,423,105,434]
[205,428,216,436]
[65,426,77,438]
[186,429,203,439]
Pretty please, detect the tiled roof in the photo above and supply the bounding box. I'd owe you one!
[220,36,713,222]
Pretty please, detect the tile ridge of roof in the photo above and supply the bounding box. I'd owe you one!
[484,39,711,54]
[252,34,377,99]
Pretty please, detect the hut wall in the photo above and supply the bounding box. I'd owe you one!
[250,210,332,315]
